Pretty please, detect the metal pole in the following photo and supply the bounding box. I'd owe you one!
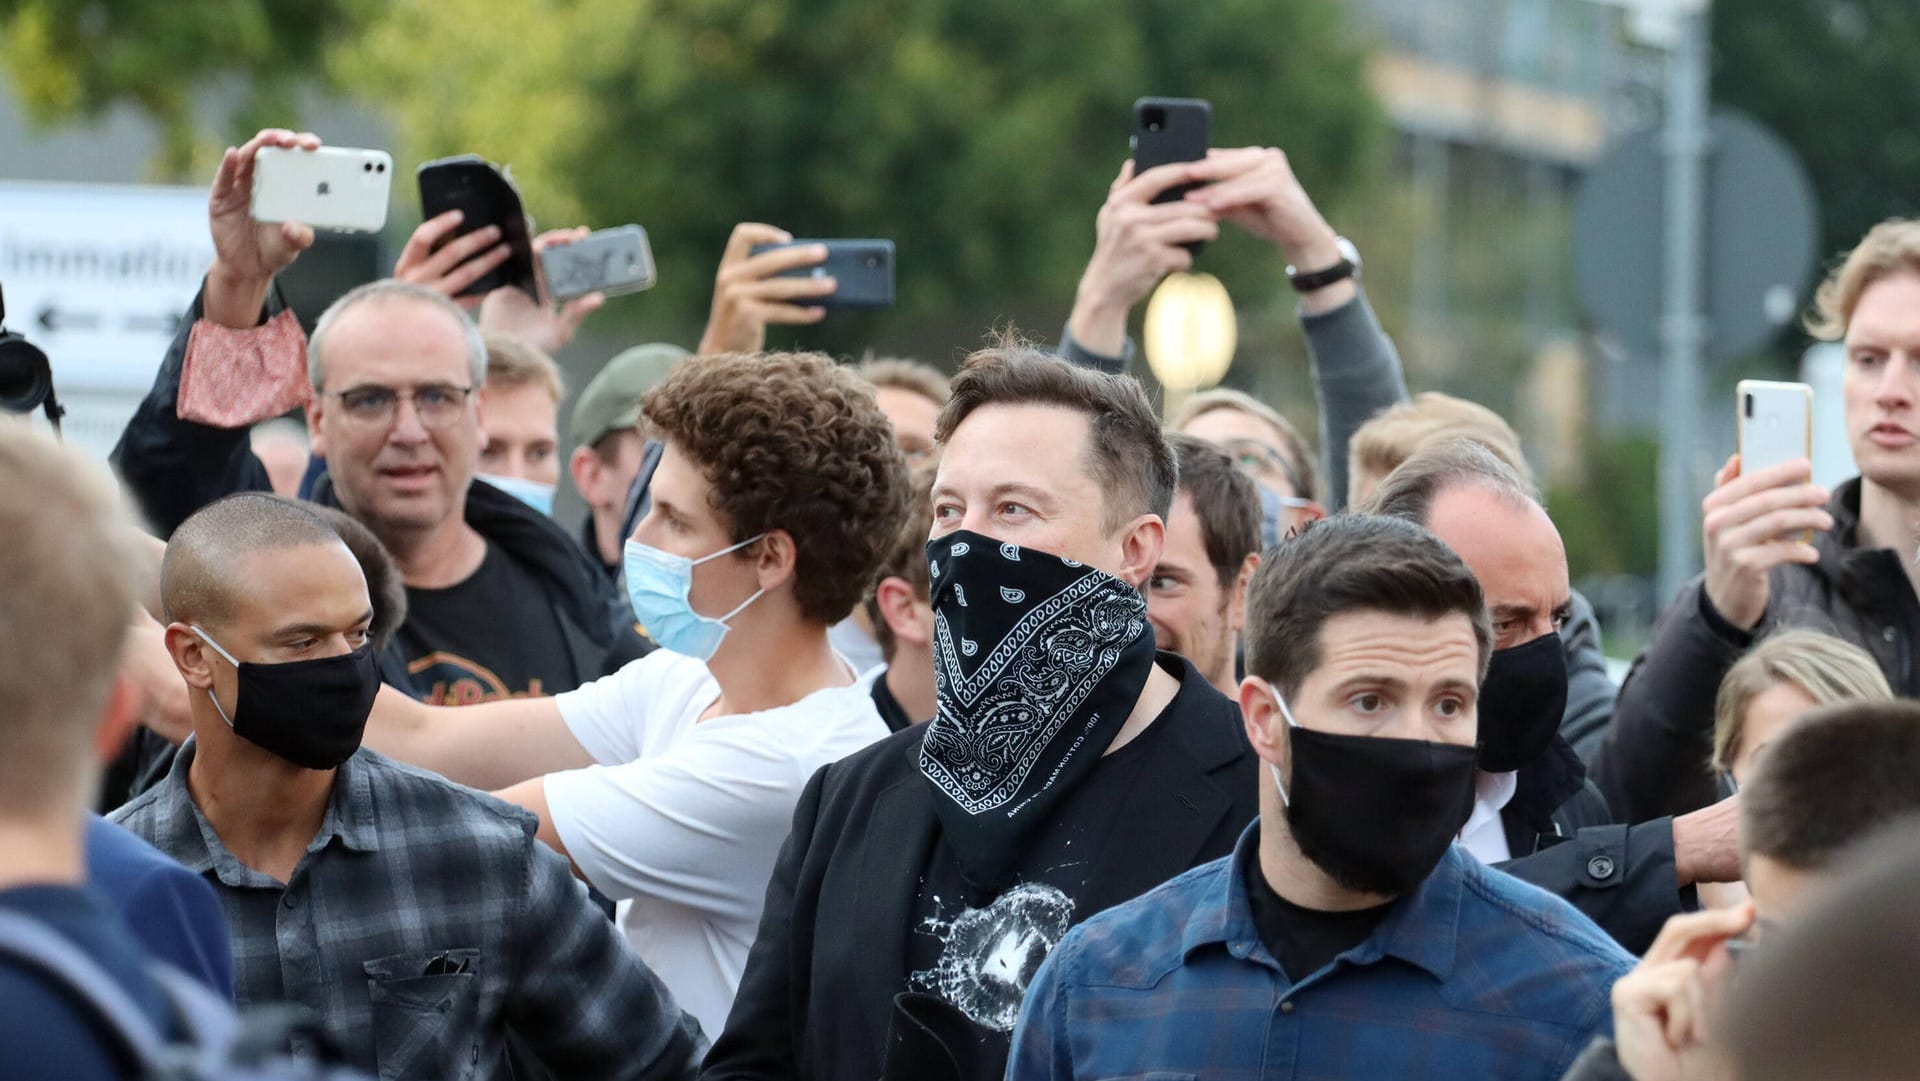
[1656,7,1709,604]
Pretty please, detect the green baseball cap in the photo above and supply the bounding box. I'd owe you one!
[569,342,691,448]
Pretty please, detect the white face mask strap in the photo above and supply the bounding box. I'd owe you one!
[691,532,769,567]
[717,587,766,624]
[190,626,240,729]
[1263,679,1300,808]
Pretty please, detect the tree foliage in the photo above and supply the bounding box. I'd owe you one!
[334,0,1385,352]
[0,0,371,178]
[1713,0,1920,259]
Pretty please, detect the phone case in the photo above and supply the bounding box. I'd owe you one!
[1131,97,1211,253]
[1737,379,1814,476]
[416,155,537,298]
[540,225,656,301]
[749,239,895,310]
[251,147,393,233]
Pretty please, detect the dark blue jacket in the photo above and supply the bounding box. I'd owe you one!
[85,815,233,997]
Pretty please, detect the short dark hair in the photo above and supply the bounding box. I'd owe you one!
[1741,700,1920,871]
[935,340,1177,529]
[643,351,911,625]
[1168,433,1260,590]
[162,493,354,629]
[1726,823,1920,1081]
[864,462,939,662]
[1362,438,1541,526]
[1244,515,1492,700]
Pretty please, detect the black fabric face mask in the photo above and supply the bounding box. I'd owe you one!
[194,628,381,771]
[1265,684,1478,897]
[919,530,1157,897]
[1475,632,1568,774]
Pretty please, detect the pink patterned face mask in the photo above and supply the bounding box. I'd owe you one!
[175,308,312,428]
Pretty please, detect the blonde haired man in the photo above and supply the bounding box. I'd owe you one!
[1599,218,1920,824]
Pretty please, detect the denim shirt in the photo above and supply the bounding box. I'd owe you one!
[1007,821,1633,1081]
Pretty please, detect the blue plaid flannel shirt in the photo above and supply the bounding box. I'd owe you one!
[1008,822,1634,1081]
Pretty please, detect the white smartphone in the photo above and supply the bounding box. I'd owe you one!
[251,146,393,233]
[1737,379,1814,476]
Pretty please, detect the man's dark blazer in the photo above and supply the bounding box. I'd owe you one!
[700,655,1259,1081]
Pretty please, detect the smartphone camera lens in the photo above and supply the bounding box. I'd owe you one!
[363,162,373,172]
[1743,393,1754,419]
[376,162,386,173]
[1143,108,1167,133]
[864,254,881,269]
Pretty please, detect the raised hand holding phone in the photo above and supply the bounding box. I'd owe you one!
[697,223,835,356]
[206,128,322,329]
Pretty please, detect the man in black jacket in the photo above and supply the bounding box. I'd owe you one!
[701,343,1260,1081]
[110,129,645,712]
[1596,218,1920,825]
[1368,442,1740,953]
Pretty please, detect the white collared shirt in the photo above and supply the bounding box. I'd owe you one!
[1457,769,1519,864]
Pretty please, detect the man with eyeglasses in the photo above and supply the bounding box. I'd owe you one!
[114,129,645,715]
[1172,389,1327,547]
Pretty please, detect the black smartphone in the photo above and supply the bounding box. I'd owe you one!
[1131,97,1212,254]
[540,225,657,301]
[747,239,895,310]
[416,154,537,299]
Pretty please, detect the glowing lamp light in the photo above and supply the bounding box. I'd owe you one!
[1142,271,1237,399]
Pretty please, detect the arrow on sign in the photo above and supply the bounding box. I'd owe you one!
[37,305,102,334]
[122,312,183,334]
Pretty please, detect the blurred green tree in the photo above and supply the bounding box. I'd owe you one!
[0,0,372,178]
[1714,0,1920,258]
[332,0,1385,351]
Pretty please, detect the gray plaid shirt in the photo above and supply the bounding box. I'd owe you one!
[111,743,704,1081]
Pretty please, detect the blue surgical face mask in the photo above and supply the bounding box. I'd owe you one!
[477,473,556,517]
[623,534,767,660]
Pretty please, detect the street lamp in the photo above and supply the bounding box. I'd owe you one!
[1142,271,1237,416]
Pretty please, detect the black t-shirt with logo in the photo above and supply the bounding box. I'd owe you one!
[394,542,577,706]
[899,698,1181,1064]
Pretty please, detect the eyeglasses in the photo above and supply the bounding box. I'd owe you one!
[326,383,474,430]
[1219,436,1311,500]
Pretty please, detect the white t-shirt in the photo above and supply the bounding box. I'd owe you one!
[544,650,889,1037]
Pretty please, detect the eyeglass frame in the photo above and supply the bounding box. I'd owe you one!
[322,382,477,430]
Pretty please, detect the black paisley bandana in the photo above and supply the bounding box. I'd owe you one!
[919,530,1157,897]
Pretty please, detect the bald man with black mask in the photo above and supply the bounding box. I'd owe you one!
[111,493,703,1081]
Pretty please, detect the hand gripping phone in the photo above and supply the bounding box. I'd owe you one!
[1130,97,1212,252]
[251,146,393,233]
[747,239,895,310]
[416,154,537,298]
[540,225,657,301]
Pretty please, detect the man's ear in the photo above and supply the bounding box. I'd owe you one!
[752,530,800,594]
[1227,552,1260,633]
[569,446,601,506]
[304,396,327,459]
[91,672,142,764]
[1238,676,1286,767]
[875,577,931,648]
[163,622,218,691]
[1114,514,1167,589]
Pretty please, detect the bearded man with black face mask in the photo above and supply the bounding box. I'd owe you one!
[110,493,704,1081]
[1007,514,1633,1081]
[703,344,1260,1081]
[1367,440,1744,955]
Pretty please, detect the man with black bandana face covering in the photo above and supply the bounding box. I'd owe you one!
[111,493,705,1081]
[1367,440,1745,955]
[703,343,1260,1081]
[1006,514,1633,1081]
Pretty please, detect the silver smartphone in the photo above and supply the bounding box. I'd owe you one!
[251,146,393,233]
[539,225,656,301]
[1737,379,1813,476]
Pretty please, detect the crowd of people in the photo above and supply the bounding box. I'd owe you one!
[4,122,1919,1081]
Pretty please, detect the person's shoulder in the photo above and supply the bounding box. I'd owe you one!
[1047,854,1236,990]
[84,817,196,894]
[0,965,132,1081]
[582,649,716,707]
[355,749,541,841]
[1452,854,1636,1021]
[104,769,179,838]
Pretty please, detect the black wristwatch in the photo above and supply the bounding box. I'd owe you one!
[1285,236,1362,293]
